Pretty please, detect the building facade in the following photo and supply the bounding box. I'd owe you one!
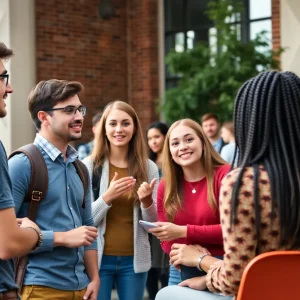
[0,0,299,153]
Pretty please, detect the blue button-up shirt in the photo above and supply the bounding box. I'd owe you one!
[8,134,97,290]
[213,137,224,154]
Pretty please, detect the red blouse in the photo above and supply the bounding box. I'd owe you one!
[157,164,230,256]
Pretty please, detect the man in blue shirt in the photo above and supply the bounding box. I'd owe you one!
[78,111,102,160]
[8,79,99,299]
[0,42,42,300]
[201,113,226,154]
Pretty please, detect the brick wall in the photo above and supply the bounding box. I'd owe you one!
[272,0,281,51]
[36,0,159,143]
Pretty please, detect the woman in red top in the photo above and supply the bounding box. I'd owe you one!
[149,119,230,285]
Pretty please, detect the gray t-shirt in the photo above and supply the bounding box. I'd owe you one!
[0,141,18,292]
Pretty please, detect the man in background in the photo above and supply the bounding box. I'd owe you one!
[201,113,226,154]
[78,111,102,160]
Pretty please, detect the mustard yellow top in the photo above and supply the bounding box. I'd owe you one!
[103,163,134,256]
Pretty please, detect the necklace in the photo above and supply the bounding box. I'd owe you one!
[187,181,201,194]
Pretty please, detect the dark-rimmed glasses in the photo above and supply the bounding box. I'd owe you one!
[43,105,87,116]
[0,74,9,86]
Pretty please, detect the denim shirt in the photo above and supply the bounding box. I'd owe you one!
[8,134,97,290]
[213,137,224,154]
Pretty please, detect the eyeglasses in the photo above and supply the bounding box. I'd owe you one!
[0,74,9,86]
[44,105,87,116]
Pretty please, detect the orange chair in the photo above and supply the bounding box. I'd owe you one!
[236,251,300,300]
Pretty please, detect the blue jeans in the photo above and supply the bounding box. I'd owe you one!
[168,264,181,286]
[98,255,147,300]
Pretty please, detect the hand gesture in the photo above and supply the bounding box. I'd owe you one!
[137,178,157,207]
[148,222,186,241]
[179,275,207,290]
[102,172,136,204]
[61,226,98,248]
[169,243,211,268]
[17,217,41,233]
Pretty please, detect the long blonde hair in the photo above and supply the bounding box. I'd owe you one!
[91,100,148,202]
[162,119,226,221]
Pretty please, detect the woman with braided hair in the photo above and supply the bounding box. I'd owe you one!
[155,70,300,299]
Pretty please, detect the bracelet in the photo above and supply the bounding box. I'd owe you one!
[25,226,43,250]
[196,253,210,271]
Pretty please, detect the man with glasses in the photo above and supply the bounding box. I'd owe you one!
[8,79,100,299]
[0,42,43,300]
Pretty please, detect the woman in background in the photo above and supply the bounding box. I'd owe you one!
[146,122,169,300]
[83,101,159,300]
[150,119,230,286]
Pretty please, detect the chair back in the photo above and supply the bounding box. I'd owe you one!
[236,251,300,300]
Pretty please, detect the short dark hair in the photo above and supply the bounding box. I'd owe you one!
[28,79,84,130]
[92,112,103,127]
[201,113,219,124]
[0,42,14,61]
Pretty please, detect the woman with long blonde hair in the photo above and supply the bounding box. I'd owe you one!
[83,101,159,300]
[149,119,230,285]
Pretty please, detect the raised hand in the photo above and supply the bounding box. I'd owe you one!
[102,172,136,205]
[137,178,157,207]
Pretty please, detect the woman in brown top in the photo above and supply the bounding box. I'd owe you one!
[155,71,300,299]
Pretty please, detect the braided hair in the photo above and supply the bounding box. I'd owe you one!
[231,71,300,248]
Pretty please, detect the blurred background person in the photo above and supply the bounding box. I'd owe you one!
[78,111,102,160]
[83,101,159,300]
[220,121,238,166]
[201,113,226,154]
[146,122,169,300]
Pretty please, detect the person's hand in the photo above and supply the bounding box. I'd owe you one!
[169,244,211,268]
[17,217,41,233]
[102,172,136,204]
[179,275,207,290]
[137,178,157,207]
[55,226,98,248]
[83,278,100,300]
[148,222,186,241]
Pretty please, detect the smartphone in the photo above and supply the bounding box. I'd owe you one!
[139,220,159,231]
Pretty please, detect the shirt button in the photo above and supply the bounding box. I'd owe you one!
[70,207,73,210]
[67,186,70,190]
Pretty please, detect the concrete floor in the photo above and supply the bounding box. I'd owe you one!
[111,288,149,300]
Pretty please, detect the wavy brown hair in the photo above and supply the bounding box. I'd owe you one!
[162,119,226,221]
[91,100,148,202]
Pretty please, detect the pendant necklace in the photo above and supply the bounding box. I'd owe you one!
[187,181,201,194]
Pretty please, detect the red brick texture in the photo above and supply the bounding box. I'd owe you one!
[36,0,159,143]
[272,0,281,51]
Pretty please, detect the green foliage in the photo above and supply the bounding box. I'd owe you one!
[163,0,284,124]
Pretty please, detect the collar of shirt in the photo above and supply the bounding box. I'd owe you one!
[33,133,78,162]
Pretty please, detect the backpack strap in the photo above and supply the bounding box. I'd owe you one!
[73,160,89,208]
[8,143,48,291]
[9,144,48,221]
[92,164,102,201]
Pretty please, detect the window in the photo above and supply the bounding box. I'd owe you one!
[164,0,272,88]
